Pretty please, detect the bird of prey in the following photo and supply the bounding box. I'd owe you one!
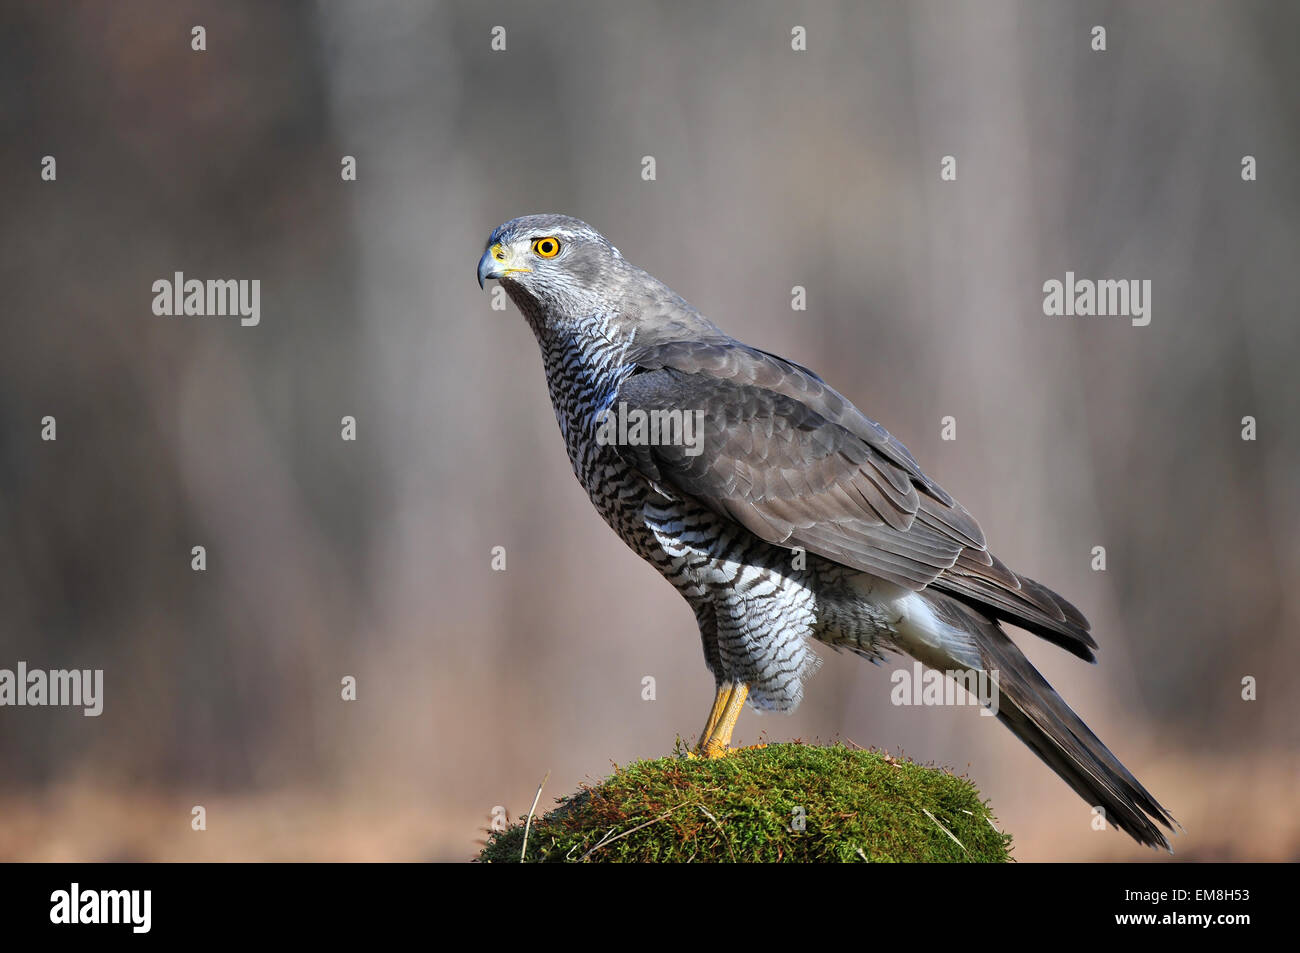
[478,213,1176,849]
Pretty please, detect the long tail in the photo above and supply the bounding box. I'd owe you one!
[906,594,1178,850]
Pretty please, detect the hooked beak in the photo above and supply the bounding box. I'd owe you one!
[477,242,531,289]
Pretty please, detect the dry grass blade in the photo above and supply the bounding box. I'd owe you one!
[520,770,551,862]
[577,803,687,862]
[922,808,966,853]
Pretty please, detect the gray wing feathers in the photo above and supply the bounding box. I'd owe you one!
[616,339,1096,659]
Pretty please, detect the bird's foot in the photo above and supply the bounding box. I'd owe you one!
[684,741,768,760]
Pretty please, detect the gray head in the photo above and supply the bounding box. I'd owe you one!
[477,213,722,345]
[476,214,625,324]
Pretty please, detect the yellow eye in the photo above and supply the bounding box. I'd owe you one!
[532,236,561,258]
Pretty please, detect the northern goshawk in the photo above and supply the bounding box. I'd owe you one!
[478,213,1176,849]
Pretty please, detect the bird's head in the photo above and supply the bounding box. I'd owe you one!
[477,214,632,323]
[478,213,721,345]
[477,214,622,287]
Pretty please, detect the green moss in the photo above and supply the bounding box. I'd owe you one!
[479,742,1011,863]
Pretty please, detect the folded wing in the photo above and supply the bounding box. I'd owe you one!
[614,339,1096,660]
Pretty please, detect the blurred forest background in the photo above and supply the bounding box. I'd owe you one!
[1,0,1297,861]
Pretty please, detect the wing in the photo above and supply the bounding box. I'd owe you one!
[614,338,1096,660]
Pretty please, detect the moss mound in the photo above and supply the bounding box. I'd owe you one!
[479,742,1011,862]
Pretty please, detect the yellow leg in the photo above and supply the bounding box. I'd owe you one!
[695,683,733,752]
[694,683,750,758]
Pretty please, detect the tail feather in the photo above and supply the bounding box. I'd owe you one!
[906,594,1178,850]
[975,618,1177,849]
